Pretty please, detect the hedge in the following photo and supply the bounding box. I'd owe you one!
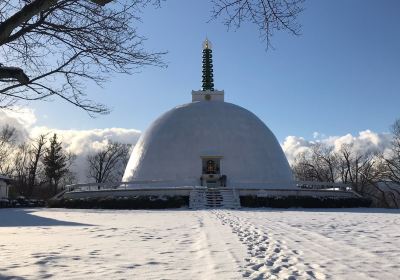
[47,195,371,209]
[240,195,372,208]
[48,195,189,209]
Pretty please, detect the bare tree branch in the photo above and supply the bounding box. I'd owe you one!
[383,119,400,183]
[0,0,115,45]
[87,142,130,183]
[0,0,165,115]
[210,0,304,48]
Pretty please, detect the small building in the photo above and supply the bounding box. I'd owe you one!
[0,174,12,199]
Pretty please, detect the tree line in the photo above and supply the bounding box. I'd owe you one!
[0,126,130,199]
[291,119,400,207]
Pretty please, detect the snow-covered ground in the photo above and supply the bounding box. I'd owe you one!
[1,208,399,280]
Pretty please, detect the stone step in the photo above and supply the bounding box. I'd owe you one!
[189,188,241,209]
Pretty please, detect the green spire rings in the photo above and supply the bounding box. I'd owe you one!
[202,40,214,91]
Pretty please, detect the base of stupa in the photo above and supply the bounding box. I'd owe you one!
[50,182,369,209]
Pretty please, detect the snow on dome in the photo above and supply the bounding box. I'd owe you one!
[123,100,295,189]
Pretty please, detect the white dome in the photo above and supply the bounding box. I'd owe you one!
[123,100,295,189]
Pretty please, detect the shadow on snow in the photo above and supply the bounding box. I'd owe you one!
[0,208,92,227]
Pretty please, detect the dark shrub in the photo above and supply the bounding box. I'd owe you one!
[48,195,189,209]
[240,195,371,208]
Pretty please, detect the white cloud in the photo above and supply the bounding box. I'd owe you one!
[0,107,36,142]
[312,131,326,140]
[281,136,313,164]
[282,130,393,165]
[0,107,37,128]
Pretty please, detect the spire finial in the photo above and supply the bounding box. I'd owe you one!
[202,38,214,91]
[203,37,212,50]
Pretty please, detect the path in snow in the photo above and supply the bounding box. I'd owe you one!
[0,209,245,280]
[215,210,319,279]
[213,209,400,280]
[1,208,399,280]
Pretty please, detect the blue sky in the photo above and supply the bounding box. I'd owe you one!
[29,0,400,142]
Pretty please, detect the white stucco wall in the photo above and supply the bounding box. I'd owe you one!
[123,100,295,189]
[192,90,224,102]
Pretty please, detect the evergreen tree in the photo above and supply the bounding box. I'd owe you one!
[42,134,70,194]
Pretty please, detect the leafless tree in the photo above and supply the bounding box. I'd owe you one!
[0,0,305,113]
[337,144,384,193]
[87,141,130,183]
[4,134,47,196]
[11,143,31,196]
[0,0,164,114]
[292,142,385,189]
[0,124,17,174]
[383,119,400,184]
[292,144,338,182]
[26,134,47,195]
[210,0,304,48]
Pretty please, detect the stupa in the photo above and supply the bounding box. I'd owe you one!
[59,39,361,209]
[122,39,295,190]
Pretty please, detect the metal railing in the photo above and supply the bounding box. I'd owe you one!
[64,180,355,194]
[65,177,237,193]
[65,180,197,192]
[296,181,353,191]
